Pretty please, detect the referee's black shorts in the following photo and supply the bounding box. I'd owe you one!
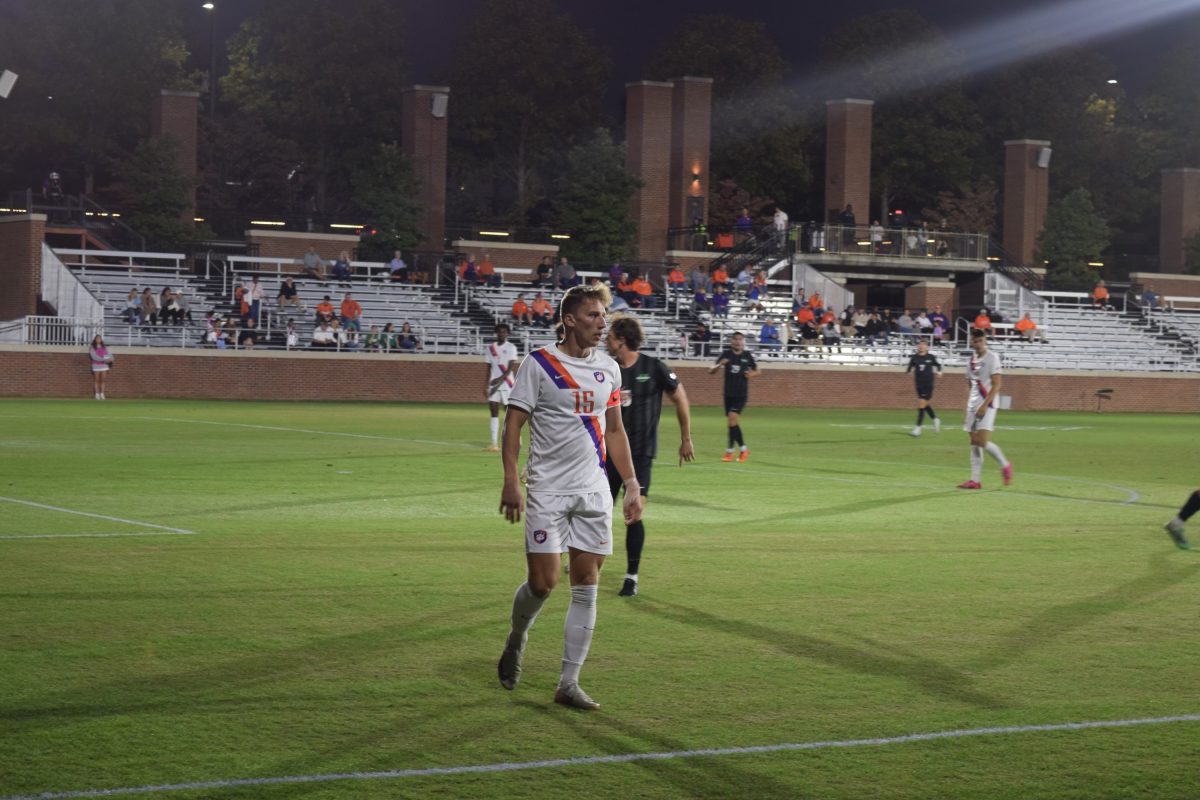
[916,386,934,400]
[607,454,652,500]
[724,396,748,415]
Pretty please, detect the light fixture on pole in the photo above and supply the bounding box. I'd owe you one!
[203,3,216,117]
[0,69,17,99]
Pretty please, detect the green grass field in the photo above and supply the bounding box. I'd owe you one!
[1,398,1197,800]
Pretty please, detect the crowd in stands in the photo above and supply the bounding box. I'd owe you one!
[121,285,193,328]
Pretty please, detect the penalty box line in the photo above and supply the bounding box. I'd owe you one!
[4,713,1198,799]
[0,496,195,539]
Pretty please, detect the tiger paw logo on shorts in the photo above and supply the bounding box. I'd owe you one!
[533,530,548,543]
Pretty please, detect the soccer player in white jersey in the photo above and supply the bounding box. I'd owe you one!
[497,283,643,710]
[958,329,1013,489]
[484,323,519,452]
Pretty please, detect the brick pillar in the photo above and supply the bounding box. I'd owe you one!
[625,81,674,262]
[1158,168,1200,274]
[825,99,873,225]
[1002,139,1051,268]
[0,214,46,320]
[400,85,450,249]
[668,76,712,231]
[150,90,200,223]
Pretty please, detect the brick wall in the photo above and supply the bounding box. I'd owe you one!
[450,241,558,274]
[401,85,450,249]
[245,231,362,263]
[0,214,46,320]
[1128,271,1200,303]
[3,346,1196,413]
[825,99,873,224]
[905,281,957,318]
[150,91,200,223]
[1157,169,1200,274]
[664,251,713,273]
[1003,140,1051,268]
[668,77,713,229]
[625,81,674,262]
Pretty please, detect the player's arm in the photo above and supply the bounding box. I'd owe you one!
[484,364,498,395]
[604,405,644,524]
[707,358,727,375]
[979,373,1002,414]
[744,357,760,379]
[666,384,694,465]
[499,407,529,522]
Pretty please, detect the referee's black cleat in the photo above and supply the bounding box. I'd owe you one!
[618,578,638,597]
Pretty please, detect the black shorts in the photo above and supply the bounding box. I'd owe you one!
[607,455,652,500]
[916,387,934,401]
[725,396,748,415]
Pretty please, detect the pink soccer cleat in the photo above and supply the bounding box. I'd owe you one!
[957,480,982,489]
[1002,464,1013,486]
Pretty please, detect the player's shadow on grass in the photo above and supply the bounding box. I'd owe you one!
[632,598,1004,710]
[745,490,956,524]
[648,494,739,513]
[967,551,1200,672]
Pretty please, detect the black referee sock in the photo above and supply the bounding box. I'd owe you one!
[926,406,937,419]
[916,408,926,426]
[728,427,736,448]
[626,521,645,575]
[732,425,744,447]
[1181,490,1200,522]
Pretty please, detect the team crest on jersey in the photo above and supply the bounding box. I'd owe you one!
[593,371,606,383]
[533,530,548,544]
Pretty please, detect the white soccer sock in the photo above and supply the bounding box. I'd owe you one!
[984,441,1009,467]
[489,417,499,446]
[507,582,546,650]
[560,584,597,687]
[624,573,638,582]
[970,446,983,482]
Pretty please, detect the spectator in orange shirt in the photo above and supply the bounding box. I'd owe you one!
[973,308,993,337]
[616,272,637,305]
[1091,279,1111,309]
[530,292,553,328]
[667,267,686,293]
[711,266,729,288]
[631,274,655,308]
[1015,312,1046,342]
[808,291,824,315]
[340,292,363,332]
[315,295,335,326]
[796,305,815,327]
[753,270,768,296]
[512,293,532,326]
[460,257,480,285]
[478,252,501,287]
[820,309,837,326]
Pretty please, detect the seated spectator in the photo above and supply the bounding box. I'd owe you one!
[711,266,729,289]
[315,295,335,325]
[278,276,305,313]
[915,309,932,332]
[821,320,842,347]
[608,263,624,287]
[239,319,259,349]
[616,271,637,305]
[365,324,384,352]
[667,266,686,293]
[202,310,219,346]
[630,273,655,308]
[123,288,142,324]
[302,246,327,281]
[223,317,239,347]
[808,291,823,316]
[691,321,712,357]
[477,252,501,287]
[610,293,631,312]
[330,318,356,350]
[864,312,889,344]
[1015,313,1046,342]
[140,287,159,328]
[851,307,869,336]
[531,256,552,287]
[159,287,176,325]
[743,285,766,315]
[214,316,232,349]
[693,286,709,311]
[734,266,752,291]
[170,288,191,325]
[531,292,553,327]
[332,250,352,285]
[928,304,949,333]
[973,308,993,337]
[793,289,807,313]
[554,256,579,289]
[388,250,409,282]
[1091,279,1110,309]
[799,319,821,348]
[285,318,299,349]
[1143,285,1160,310]
[711,284,730,318]
[840,307,857,339]
[753,270,769,298]
[397,321,420,351]
[340,293,362,332]
[820,308,837,327]
[311,320,336,348]
[759,318,782,350]
[897,309,916,334]
[689,266,709,296]
[460,256,480,285]
[796,305,815,328]
[512,293,533,326]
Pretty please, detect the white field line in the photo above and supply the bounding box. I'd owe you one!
[3,713,1197,800]
[830,423,1094,431]
[0,497,195,537]
[0,532,195,541]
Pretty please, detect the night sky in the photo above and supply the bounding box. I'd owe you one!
[182,0,1200,97]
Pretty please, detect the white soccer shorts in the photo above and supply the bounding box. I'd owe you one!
[963,399,998,432]
[524,491,613,556]
[488,385,513,405]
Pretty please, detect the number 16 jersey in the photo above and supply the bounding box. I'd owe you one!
[508,345,621,495]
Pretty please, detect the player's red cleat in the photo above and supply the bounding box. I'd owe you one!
[1002,464,1013,485]
[737,450,749,463]
[721,452,735,462]
[957,480,982,489]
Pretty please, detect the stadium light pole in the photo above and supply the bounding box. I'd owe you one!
[203,2,216,118]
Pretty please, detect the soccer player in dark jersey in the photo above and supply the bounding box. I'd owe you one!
[709,332,759,462]
[906,340,942,437]
[1164,488,1198,550]
[603,315,694,597]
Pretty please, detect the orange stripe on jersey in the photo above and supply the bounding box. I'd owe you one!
[606,387,621,407]
[530,348,580,390]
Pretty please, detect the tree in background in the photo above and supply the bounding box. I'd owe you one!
[198,115,306,234]
[446,0,610,223]
[928,180,998,236]
[220,0,409,217]
[1038,189,1111,289]
[352,144,424,260]
[1182,232,1200,277]
[552,130,640,266]
[0,0,191,195]
[646,15,816,221]
[118,137,207,248]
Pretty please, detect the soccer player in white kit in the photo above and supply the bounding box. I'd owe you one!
[497,284,643,710]
[958,329,1013,489]
[484,323,519,452]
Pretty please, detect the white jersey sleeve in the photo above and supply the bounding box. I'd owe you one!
[510,346,621,495]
